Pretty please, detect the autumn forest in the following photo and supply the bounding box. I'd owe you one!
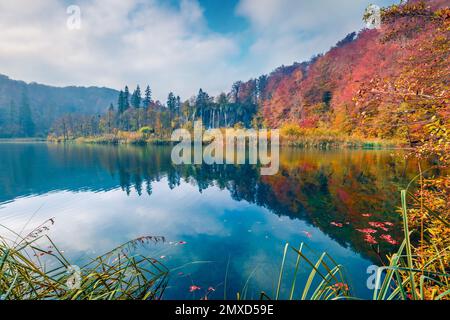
[42,1,448,150]
[0,0,449,303]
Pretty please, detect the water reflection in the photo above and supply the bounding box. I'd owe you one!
[0,143,419,299]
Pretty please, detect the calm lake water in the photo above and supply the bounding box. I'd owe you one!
[0,143,419,299]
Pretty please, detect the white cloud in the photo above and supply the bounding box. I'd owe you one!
[0,0,397,100]
[236,0,397,72]
[0,0,242,100]
[0,180,234,254]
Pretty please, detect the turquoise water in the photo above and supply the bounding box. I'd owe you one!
[0,143,418,299]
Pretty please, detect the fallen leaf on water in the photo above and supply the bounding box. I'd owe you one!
[380,234,399,245]
[364,234,378,245]
[357,228,377,234]
[189,285,201,292]
[369,222,389,232]
[331,222,344,228]
[302,231,312,239]
[333,283,349,291]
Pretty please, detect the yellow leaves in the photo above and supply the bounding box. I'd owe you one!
[435,8,450,20]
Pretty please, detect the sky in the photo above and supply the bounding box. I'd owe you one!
[0,0,398,101]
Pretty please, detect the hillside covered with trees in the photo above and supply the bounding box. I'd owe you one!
[0,0,447,146]
[46,0,448,148]
[257,0,449,145]
[0,74,117,137]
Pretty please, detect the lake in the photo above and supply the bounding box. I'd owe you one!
[0,142,418,299]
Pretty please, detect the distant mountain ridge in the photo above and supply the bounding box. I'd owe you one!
[0,74,118,137]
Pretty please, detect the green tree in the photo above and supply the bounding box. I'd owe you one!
[124,86,130,111]
[118,91,126,114]
[176,96,181,113]
[322,91,332,110]
[217,93,228,128]
[167,92,177,114]
[143,85,152,108]
[231,81,242,103]
[131,85,142,108]
[195,89,210,124]
[257,75,268,102]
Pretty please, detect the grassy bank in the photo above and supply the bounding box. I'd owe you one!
[48,132,173,146]
[280,135,402,149]
[48,127,406,149]
[279,125,406,149]
[0,138,47,143]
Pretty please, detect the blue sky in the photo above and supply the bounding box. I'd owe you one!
[0,0,398,100]
[188,0,249,33]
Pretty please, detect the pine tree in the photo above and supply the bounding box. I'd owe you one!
[143,85,152,108]
[167,92,177,113]
[124,86,130,111]
[131,85,142,108]
[118,90,125,114]
[196,89,209,123]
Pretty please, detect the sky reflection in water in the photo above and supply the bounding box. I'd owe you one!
[0,143,418,299]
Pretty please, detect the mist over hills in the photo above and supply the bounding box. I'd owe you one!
[0,74,118,137]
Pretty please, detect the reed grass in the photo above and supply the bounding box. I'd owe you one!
[238,243,351,301]
[279,124,404,149]
[0,223,168,300]
[248,190,449,300]
[371,190,449,300]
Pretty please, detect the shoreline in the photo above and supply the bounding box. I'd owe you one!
[44,134,407,150]
[0,138,47,143]
[1,133,409,150]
